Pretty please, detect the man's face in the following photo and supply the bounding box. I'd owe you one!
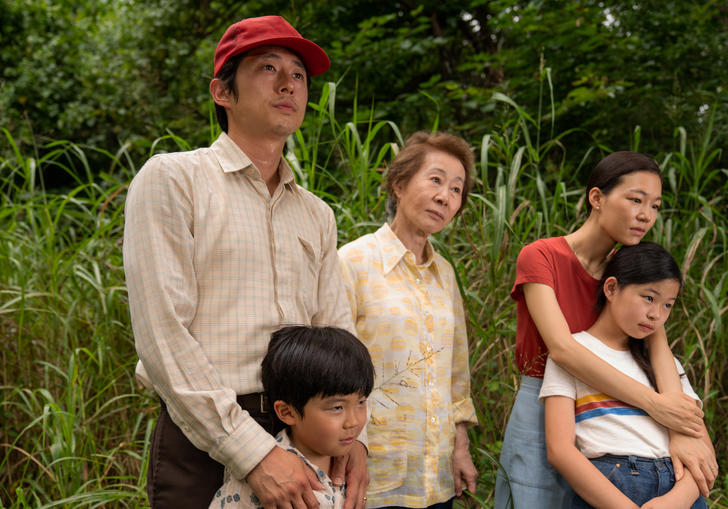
[226,46,308,139]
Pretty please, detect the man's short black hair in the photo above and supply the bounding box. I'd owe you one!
[214,53,246,134]
[262,326,374,416]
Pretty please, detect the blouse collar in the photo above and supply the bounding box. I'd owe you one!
[374,223,441,283]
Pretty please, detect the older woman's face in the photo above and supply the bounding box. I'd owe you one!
[393,149,466,237]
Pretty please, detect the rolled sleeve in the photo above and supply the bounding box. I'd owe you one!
[211,416,278,479]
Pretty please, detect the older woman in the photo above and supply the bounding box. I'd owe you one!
[339,131,478,509]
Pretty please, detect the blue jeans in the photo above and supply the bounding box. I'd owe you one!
[494,376,572,509]
[572,455,707,508]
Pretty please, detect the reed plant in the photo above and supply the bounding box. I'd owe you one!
[1,83,726,508]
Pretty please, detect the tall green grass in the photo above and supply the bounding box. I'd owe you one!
[1,83,726,508]
[1,130,150,507]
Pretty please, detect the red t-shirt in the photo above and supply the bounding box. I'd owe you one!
[511,237,600,377]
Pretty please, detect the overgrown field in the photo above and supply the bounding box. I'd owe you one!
[2,87,726,507]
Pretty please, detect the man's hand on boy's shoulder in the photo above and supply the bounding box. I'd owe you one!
[331,440,369,509]
[247,446,323,509]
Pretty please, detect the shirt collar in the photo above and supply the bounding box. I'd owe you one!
[276,429,333,487]
[374,223,441,281]
[211,132,295,186]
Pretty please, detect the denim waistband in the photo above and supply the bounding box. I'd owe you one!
[593,454,671,464]
[591,454,674,474]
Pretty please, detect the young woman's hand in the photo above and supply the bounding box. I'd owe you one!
[452,423,477,497]
[647,391,703,436]
[669,429,718,497]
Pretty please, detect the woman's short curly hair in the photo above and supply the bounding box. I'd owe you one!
[384,131,474,218]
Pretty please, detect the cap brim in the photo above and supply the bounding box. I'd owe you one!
[228,37,330,77]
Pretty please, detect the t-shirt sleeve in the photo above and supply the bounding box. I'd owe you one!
[675,357,702,408]
[511,240,558,301]
[539,354,577,403]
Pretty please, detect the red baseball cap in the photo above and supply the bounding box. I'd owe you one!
[214,16,330,77]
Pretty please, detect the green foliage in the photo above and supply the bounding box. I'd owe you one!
[292,80,404,236]
[0,127,149,506]
[3,1,726,177]
[1,0,234,153]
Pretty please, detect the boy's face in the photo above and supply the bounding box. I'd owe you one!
[287,393,367,464]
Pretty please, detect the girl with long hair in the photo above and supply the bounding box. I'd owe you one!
[540,242,707,508]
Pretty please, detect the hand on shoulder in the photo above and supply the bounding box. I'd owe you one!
[246,446,322,509]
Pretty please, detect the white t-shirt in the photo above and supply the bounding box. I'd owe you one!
[539,331,700,459]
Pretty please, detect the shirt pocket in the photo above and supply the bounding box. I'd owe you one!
[297,234,320,316]
[366,402,408,493]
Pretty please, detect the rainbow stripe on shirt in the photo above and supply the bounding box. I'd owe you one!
[575,393,649,422]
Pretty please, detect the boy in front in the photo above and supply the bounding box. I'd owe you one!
[210,326,374,508]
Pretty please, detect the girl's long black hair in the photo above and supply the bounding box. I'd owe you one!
[596,242,682,388]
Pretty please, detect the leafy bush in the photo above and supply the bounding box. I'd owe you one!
[3,1,727,176]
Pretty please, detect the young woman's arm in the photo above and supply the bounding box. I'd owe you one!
[669,410,717,497]
[544,395,639,509]
[640,469,701,509]
[523,283,702,434]
[647,327,717,495]
[647,326,682,393]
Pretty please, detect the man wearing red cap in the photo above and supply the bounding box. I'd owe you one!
[124,15,368,509]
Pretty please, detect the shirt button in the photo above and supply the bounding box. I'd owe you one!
[430,417,436,423]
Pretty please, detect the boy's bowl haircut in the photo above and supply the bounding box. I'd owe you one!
[262,326,374,417]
